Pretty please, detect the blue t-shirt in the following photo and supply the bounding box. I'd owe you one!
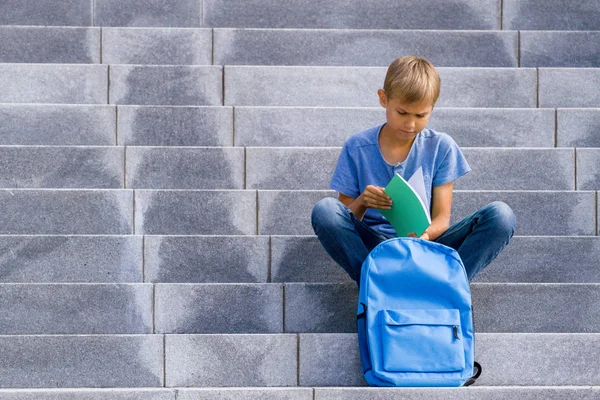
[330,123,471,236]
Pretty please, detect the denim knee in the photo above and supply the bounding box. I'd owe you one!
[481,201,516,238]
[311,197,347,233]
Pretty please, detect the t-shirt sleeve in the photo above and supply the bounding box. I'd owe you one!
[330,143,361,198]
[432,136,471,187]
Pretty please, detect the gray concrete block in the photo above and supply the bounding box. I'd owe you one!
[558,109,600,147]
[0,235,142,283]
[225,67,537,107]
[299,334,366,387]
[95,0,202,27]
[118,106,233,146]
[109,65,222,106]
[271,236,351,283]
[215,29,516,67]
[178,388,312,400]
[316,387,600,399]
[0,27,99,64]
[247,148,339,190]
[204,0,500,29]
[285,283,356,333]
[135,190,255,234]
[0,0,92,26]
[235,107,555,147]
[0,64,107,104]
[539,69,600,108]
[0,105,116,145]
[258,191,335,235]
[451,191,595,236]
[503,0,600,30]
[145,236,269,283]
[0,284,152,334]
[473,284,600,333]
[0,147,123,188]
[155,284,283,333]
[126,147,243,189]
[521,31,600,68]
[0,389,175,400]
[103,28,211,65]
[0,335,163,388]
[456,148,574,190]
[0,190,133,234]
[165,334,297,386]
[576,149,600,190]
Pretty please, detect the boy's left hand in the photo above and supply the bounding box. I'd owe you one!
[408,231,430,241]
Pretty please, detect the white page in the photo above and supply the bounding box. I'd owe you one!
[407,166,430,219]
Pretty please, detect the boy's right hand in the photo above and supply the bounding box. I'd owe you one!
[362,185,393,210]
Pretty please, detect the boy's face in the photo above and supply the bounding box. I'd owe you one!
[377,89,434,141]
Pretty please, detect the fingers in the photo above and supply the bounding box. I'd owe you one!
[364,185,393,209]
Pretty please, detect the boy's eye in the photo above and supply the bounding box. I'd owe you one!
[397,111,406,115]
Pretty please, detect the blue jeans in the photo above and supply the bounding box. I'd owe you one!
[311,197,516,285]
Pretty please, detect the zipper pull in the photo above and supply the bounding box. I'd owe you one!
[453,325,460,340]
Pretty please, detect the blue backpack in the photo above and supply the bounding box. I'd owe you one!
[357,237,482,387]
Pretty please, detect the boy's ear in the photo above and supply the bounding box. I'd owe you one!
[377,89,387,108]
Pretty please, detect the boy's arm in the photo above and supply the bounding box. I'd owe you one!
[338,193,368,220]
[421,181,453,241]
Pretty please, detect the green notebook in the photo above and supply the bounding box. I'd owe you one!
[379,172,431,237]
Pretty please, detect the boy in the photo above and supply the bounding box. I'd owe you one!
[311,56,516,285]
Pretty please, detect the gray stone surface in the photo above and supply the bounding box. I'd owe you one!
[0,27,99,64]
[259,190,595,236]
[145,236,269,283]
[103,28,212,65]
[521,31,600,68]
[577,149,600,190]
[118,106,233,146]
[299,334,366,387]
[165,334,297,386]
[0,335,163,387]
[0,190,133,234]
[178,388,312,400]
[214,29,516,67]
[285,283,357,333]
[456,148,574,190]
[204,0,500,29]
[235,107,555,147]
[539,69,600,108]
[94,0,202,27]
[451,191,595,236]
[109,66,222,106]
[0,389,174,400]
[0,0,92,26]
[246,148,339,190]
[247,147,574,190]
[503,0,600,30]
[0,147,124,188]
[473,284,600,333]
[126,147,244,189]
[155,284,283,333]
[0,284,152,334]
[316,387,600,399]
[300,333,600,386]
[558,109,600,147]
[135,190,255,234]
[0,235,143,283]
[271,236,351,283]
[225,67,537,107]
[0,105,116,145]
[0,64,107,104]
[258,191,335,235]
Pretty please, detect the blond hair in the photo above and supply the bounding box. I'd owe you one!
[383,56,441,105]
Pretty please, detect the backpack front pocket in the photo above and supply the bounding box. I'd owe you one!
[378,308,465,373]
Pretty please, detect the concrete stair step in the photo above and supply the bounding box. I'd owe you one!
[271,236,600,284]
[0,0,92,26]
[257,190,596,236]
[503,0,600,30]
[246,147,576,190]
[224,66,537,108]
[94,0,201,28]
[214,29,517,67]
[521,31,600,67]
